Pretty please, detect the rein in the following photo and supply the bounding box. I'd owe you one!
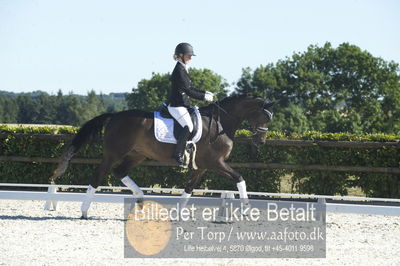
[212,101,228,115]
[206,101,230,144]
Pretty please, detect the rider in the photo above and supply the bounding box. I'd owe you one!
[168,42,214,167]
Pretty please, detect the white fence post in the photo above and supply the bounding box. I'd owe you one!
[217,192,226,217]
[43,185,58,211]
[218,191,235,217]
[317,197,327,222]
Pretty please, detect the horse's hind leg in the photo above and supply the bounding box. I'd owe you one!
[180,169,206,208]
[183,169,207,195]
[112,153,146,203]
[81,156,114,219]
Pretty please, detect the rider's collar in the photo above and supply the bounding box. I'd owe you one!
[178,60,189,73]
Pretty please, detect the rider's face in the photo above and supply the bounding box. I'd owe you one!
[183,54,192,64]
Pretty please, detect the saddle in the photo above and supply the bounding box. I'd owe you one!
[154,103,202,144]
[154,103,202,169]
[159,103,200,141]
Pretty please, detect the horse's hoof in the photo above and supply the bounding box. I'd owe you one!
[241,202,251,217]
[136,198,144,210]
[81,211,88,219]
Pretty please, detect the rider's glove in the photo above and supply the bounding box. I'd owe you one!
[204,91,214,102]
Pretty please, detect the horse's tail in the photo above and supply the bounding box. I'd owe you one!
[50,113,114,183]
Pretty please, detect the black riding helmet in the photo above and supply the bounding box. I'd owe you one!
[174,42,196,56]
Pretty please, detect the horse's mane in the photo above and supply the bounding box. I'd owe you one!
[116,93,263,118]
[199,93,262,115]
[219,93,263,104]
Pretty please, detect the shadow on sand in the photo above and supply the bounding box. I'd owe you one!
[0,214,126,222]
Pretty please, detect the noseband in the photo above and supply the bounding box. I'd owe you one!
[262,99,274,121]
[253,100,274,134]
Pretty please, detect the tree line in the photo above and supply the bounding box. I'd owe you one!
[1,42,399,133]
[0,90,127,126]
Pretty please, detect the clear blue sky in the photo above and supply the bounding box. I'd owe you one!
[1,0,399,95]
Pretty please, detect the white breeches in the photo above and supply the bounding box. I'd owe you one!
[167,105,194,133]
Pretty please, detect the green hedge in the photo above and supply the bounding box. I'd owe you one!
[0,125,399,198]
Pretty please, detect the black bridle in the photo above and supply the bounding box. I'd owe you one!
[256,99,274,133]
[206,99,274,143]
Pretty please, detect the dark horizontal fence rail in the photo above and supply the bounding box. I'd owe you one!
[1,133,399,174]
[234,137,400,149]
[0,156,398,175]
[0,133,73,141]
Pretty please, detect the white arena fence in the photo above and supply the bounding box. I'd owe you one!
[0,183,399,216]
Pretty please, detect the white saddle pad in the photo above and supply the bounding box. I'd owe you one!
[154,107,202,144]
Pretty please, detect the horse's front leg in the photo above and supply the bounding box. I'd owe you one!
[213,161,249,205]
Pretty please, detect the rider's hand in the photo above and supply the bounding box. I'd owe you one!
[204,91,214,102]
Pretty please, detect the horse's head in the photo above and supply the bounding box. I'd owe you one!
[204,94,277,144]
[247,99,277,145]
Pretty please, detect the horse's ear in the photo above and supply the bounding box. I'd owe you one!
[263,101,277,109]
[264,99,282,109]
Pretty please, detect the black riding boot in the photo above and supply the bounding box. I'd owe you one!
[173,126,191,167]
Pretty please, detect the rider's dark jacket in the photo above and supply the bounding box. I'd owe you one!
[168,62,206,108]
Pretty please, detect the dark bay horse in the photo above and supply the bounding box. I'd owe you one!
[51,93,276,218]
